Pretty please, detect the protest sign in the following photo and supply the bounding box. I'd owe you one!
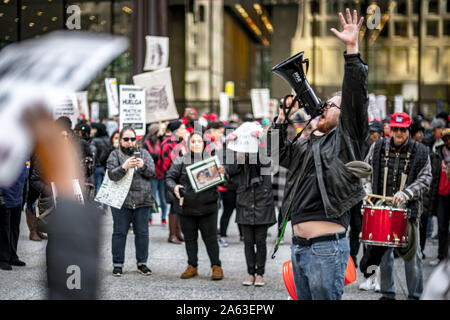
[105,78,119,118]
[119,85,146,136]
[90,102,100,122]
[94,168,134,209]
[144,36,169,71]
[0,31,128,186]
[75,91,89,121]
[52,94,79,128]
[394,94,404,113]
[251,88,270,118]
[219,92,230,121]
[133,68,179,123]
[227,122,263,154]
[376,95,387,120]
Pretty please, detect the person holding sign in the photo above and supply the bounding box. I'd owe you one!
[106,126,155,277]
[165,127,225,281]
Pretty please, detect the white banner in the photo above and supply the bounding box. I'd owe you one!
[53,94,79,129]
[119,85,146,137]
[250,88,270,118]
[0,31,128,186]
[75,91,89,121]
[105,78,119,118]
[90,102,100,122]
[227,122,263,154]
[133,68,179,123]
[368,93,380,121]
[394,94,404,113]
[376,95,387,120]
[219,92,230,121]
[144,36,169,71]
[94,168,134,209]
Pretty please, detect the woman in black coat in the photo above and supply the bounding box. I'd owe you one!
[165,129,224,281]
[225,142,276,287]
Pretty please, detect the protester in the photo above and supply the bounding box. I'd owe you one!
[182,108,198,134]
[142,123,168,225]
[360,112,432,300]
[368,120,384,145]
[410,122,425,143]
[0,161,30,270]
[423,118,446,153]
[166,127,224,280]
[161,120,188,244]
[268,9,368,299]
[106,126,155,277]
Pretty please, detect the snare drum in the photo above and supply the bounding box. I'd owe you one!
[361,205,410,247]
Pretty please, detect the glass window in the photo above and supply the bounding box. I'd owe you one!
[394,0,407,15]
[444,20,450,36]
[326,0,339,15]
[426,20,439,37]
[310,0,319,14]
[394,21,408,37]
[428,0,439,14]
[412,21,419,37]
[412,0,420,14]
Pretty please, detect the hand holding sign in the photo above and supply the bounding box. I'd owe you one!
[226,122,263,154]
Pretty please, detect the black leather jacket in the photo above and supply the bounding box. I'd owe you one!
[268,52,369,222]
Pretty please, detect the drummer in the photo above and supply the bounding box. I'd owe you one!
[360,112,432,300]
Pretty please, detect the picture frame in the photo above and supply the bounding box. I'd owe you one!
[185,156,225,193]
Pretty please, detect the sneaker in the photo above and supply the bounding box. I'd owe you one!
[242,275,255,286]
[112,267,122,277]
[137,264,152,275]
[254,275,265,287]
[219,237,229,247]
[162,219,167,226]
[359,273,376,291]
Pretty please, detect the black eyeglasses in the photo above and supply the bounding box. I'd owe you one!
[391,127,408,133]
[122,137,136,142]
[325,101,341,110]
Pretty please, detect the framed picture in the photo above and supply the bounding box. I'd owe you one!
[186,156,225,193]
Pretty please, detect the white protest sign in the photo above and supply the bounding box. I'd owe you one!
[0,31,128,187]
[90,102,100,122]
[251,88,270,118]
[376,95,387,120]
[227,122,263,154]
[75,91,89,121]
[144,36,169,71]
[219,92,230,121]
[394,94,404,113]
[53,94,79,128]
[119,85,146,136]
[368,93,380,121]
[105,78,119,118]
[94,168,134,209]
[133,68,179,123]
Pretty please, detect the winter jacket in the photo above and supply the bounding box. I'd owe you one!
[106,148,155,209]
[268,52,370,221]
[422,145,444,217]
[91,136,111,168]
[160,135,187,177]
[165,153,219,216]
[1,162,30,208]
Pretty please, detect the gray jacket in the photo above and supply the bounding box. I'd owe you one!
[106,148,155,210]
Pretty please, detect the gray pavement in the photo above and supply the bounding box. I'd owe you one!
[0,208,441,300]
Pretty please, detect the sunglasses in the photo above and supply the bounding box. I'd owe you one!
[122,137,136,142]
[391,127,408,133]
[324,102,341,110]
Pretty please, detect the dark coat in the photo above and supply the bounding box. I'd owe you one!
[165,153,219,216]
[268,52,370,221]
[1,162,30,208]
[225,152,276,226]
[423,144,445,217]
[106,148,155,210]
[91,136,111,168]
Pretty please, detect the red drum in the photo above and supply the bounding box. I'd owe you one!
[361,205,410,248]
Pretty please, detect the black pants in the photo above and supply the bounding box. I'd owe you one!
[349,202,363,266]
[419,213,429,254]
[240,224,269,276]
[178,212,221,268]
[0,205,22,265]
[219,190,242,237]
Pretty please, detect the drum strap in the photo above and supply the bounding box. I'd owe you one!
[400,142,414,191]
[383,140,390,197]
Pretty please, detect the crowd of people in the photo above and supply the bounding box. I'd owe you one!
[0,9,448,301]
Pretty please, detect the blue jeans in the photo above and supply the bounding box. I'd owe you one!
[111,206,150,267]
[379,222,423,300]
[94,166,105,194]
[150,178,168,221]
[291,233,349,300]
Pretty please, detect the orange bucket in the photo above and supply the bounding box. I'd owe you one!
[282,256,357,299]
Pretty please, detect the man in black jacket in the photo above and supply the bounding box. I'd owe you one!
[268,9,367,300]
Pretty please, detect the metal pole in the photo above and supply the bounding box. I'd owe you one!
[417,0,422,113]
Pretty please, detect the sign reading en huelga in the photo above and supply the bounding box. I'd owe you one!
[119,85,146,137]
[0,31,129,187]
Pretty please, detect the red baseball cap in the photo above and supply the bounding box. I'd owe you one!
[390,112,411,128]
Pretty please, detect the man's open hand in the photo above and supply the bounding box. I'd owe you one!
[330,8,364,54]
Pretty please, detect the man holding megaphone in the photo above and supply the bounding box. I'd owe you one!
[268,9,369,300]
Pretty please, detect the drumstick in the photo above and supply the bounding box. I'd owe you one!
[366,198,374,206]
[367,193,394,201]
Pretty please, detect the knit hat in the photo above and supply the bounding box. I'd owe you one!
[369,120,384,133]
[442,128,450,138]
[430,119,446,131]
[168,120,182,132]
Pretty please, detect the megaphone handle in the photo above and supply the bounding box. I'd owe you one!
[282,94,298,121]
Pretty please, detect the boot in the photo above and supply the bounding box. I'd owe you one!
[180,265,198,279]
[211,265,223,280]
[168,214,182,244]
[25,208,41,242]
[175,218,184,242]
